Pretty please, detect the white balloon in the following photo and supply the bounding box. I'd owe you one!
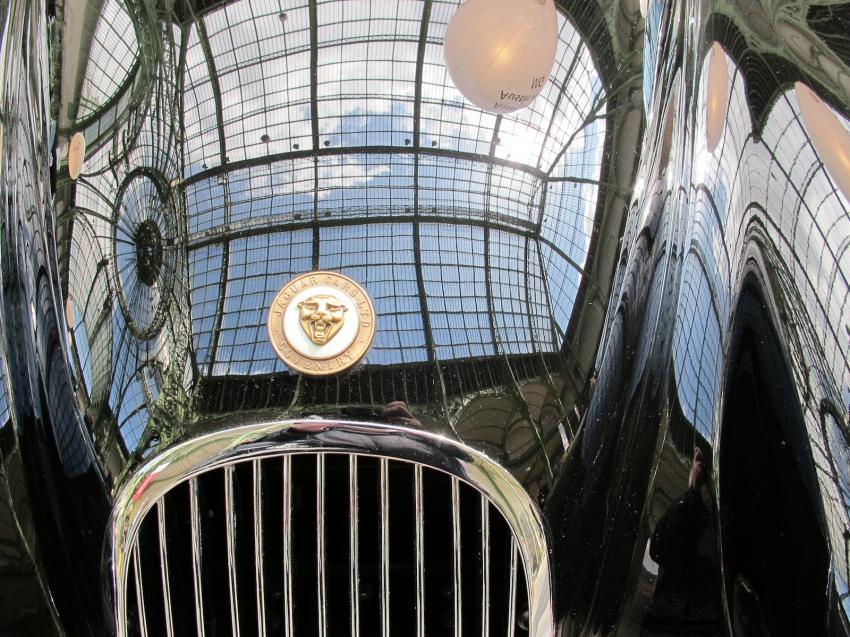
[68,131,86,181]
[443,0,558,114]
[796,81,850,204]
[704,42,729,154]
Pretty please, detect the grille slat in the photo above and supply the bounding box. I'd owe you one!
[157,502,175,637]
[452,476,463,637]
[253,461,266,637]
[414,464,425,637]
[508,538,518,637]
[132,543,149,637]
[482,495,490,637]
[316,455,328,637]
[126,453,531,636]
[189,478,206,637]
[224,465,240,637]
[379,458,390,637]
[282,456,294,637]
[349,456,360,637]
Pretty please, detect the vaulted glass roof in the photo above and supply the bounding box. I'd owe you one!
[61,0,609,450]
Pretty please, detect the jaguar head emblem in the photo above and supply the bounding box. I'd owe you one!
[298,294,348,345]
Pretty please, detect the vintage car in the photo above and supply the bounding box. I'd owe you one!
[0,0,848,634]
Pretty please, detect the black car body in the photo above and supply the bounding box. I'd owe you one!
[0,0,848,634]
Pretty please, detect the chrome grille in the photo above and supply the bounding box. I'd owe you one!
[123,453,530,636]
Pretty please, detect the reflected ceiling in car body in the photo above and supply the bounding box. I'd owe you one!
[0,0,848,634]
[54,0,638,485]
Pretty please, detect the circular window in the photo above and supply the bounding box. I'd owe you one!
[111,169,178,340]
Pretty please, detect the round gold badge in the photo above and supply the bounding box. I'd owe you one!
[267,271,376,376]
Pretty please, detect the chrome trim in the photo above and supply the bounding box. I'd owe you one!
[282,455,294,637]
[380,457,390,637]
[157,502,174,637]
[414,464,425,637]
[132,542,148,637]
[481,495,490,637]
[189,478,206,637]
[224,465,240,637]
[508,538,518,637]
[317,454,328,637]
[109,419,554,636]
[452,476,462,637]
[349,455,360,637]
[253,460,266,637]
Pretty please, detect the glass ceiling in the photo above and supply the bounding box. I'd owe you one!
[76,0,139,120]
[63,0,607,449]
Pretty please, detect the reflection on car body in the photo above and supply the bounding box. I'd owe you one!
[0,0,848,634]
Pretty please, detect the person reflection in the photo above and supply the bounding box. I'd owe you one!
[641,447,722,635]
[381,400,422,427]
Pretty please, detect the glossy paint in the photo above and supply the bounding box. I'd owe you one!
[0,1,110,634]
[0,0,847,635]
[108,418,554,635]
